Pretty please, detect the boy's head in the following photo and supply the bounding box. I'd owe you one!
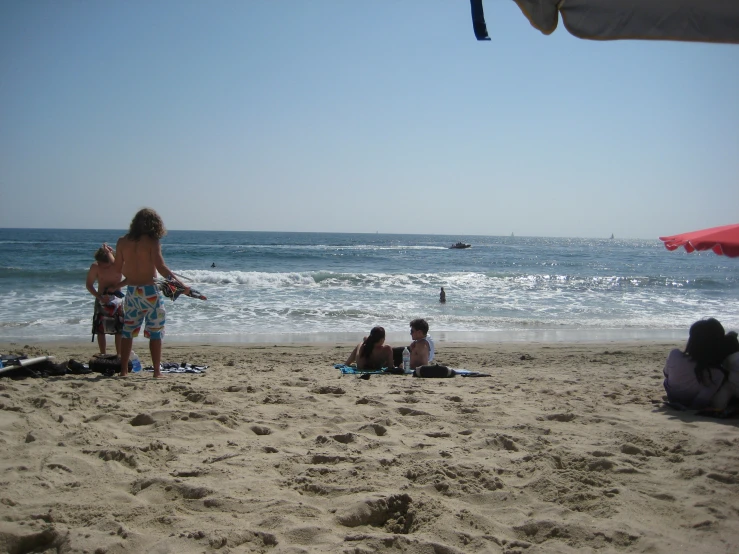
[94,247,113,264]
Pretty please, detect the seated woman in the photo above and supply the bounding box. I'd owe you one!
[345,326,395,370]
[663,318,729,410]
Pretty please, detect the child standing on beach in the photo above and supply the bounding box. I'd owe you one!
[85,243,123,356]
[113,208,187,378]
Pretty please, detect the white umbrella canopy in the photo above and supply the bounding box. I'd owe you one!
[471,0,739,44]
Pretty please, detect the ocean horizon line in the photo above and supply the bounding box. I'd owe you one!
[0,227,659,241]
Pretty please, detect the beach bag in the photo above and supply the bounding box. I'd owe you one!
[89,354,132,376]
[413,364,455,378]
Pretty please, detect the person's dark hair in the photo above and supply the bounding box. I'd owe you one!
[94,247,110,263]
[410,318,429,335]
[127,208,166,240]
[360,326,385,359]
[722,331,739,359]
[684,318,726,385]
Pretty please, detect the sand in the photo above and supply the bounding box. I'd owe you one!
[0,340,738,554]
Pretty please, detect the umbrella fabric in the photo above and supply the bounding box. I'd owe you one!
[510,0,739,44]
[659,224,739,258]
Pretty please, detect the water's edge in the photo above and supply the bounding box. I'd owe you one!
[1,329,687,346]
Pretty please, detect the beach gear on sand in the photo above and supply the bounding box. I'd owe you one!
[142,362,208,374]
[89,354,132,376]
[334,363,490,378]
[413,365,491,378]
[334,364,397,375]
[0,355,68,378]
[451,369,491,377]
[0,355,57,375]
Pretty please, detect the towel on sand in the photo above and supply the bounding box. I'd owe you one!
[143,362,208,374]
[334,363,490,378]
[334,364,397,375]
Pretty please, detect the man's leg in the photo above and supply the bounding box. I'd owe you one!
[114,333,122,356]
[144,289,166,378]
[119,337,133,377]
[149,339,163,378]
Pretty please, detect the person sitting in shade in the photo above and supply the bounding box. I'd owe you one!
[663,318,735,410]
[345,326,395,370]
[708,331,739,412]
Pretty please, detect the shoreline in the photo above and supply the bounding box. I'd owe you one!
[0,327,690,346]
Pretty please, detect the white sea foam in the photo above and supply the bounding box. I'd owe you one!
[2,230,738,343]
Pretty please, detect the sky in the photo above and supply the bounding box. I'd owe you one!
[1,1,738,239]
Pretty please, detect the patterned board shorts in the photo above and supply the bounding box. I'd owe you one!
[122,284,166,340]
[94,297,123,335]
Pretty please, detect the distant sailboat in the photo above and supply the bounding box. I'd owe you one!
[511,232,514,237]
[610,234,614,239]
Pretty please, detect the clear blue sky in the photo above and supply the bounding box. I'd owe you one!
[1,1,737,238]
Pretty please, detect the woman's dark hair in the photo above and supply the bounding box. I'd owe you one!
[127,208,166,240]
[360,326,385,359]
[685,318,726,385]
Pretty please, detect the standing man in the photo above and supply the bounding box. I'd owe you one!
[86,243,123,355]
[439,287,446,303]
[113,208,186,378]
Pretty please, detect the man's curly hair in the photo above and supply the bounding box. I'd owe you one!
[127,208,166,240]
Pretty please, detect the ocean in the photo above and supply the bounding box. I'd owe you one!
[1,228,737,345]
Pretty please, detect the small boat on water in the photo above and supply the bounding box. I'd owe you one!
[449,242,471,249]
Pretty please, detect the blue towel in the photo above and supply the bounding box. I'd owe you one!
[334,364,390,375]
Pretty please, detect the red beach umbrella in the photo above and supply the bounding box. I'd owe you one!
[659,224,739,258]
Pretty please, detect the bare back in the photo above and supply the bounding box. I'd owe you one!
[357,343,394,370]
[115,235,169,286]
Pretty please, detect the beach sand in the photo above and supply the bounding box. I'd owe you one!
[0,340,737,553]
